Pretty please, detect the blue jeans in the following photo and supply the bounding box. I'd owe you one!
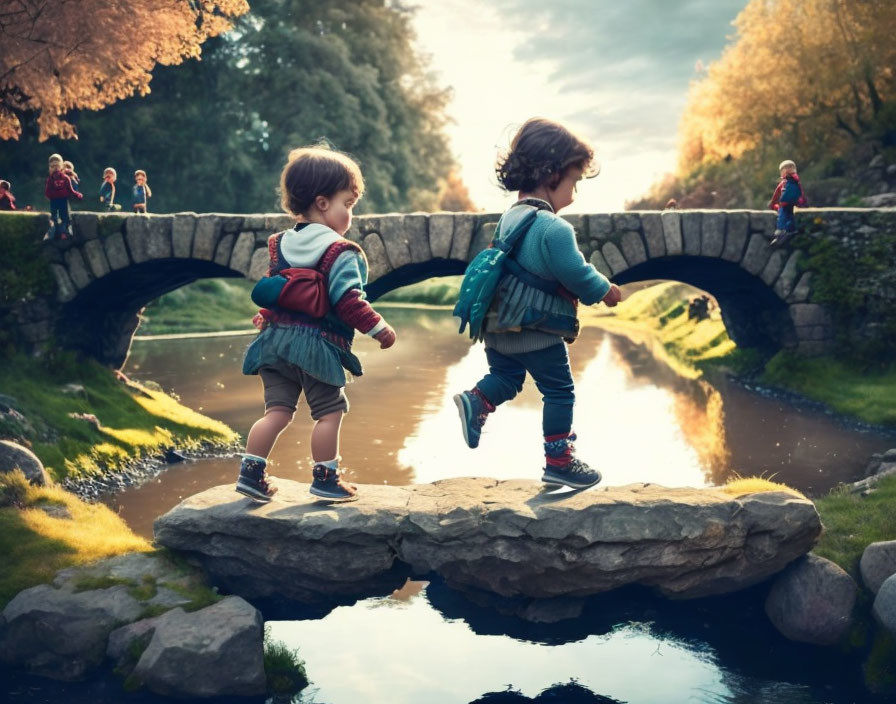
[50,198,70,237]
[476,343,575,436]
[777,204,795,233]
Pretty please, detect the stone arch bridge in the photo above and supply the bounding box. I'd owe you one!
[7,208,887,367]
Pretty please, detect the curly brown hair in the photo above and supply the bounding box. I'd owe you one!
[279,144,365,216]
[496,118,598,193]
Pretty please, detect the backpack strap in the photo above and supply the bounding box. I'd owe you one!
[492,206,564,295]
[268,232,364,278]
[267,232,285,276]
[316,240,365,277]
[493,206,540,254]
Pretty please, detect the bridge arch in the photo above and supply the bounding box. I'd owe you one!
[8,208,866,367]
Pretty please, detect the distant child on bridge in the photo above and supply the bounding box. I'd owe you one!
[44,153,82,239]
[236,145,396,503]
[768,159,807,247]
[453,118,622,489]
[63,160,80,193]
[0,180,15,210]
[99,167,121,211]
[133,170,152,213]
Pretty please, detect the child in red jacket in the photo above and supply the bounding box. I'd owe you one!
[768,159,806,247]
[0,181,15,211]
[45,154,82,239]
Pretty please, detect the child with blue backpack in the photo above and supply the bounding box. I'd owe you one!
[453,118,622,489]
[768,159,807,247]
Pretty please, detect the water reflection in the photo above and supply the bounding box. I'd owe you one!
[111,307,894,539]
[266,577,869,704]
[400,335,712,489]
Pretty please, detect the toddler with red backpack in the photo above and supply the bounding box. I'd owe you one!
[44,154,82,239]
[768,159,807,247]
[236,145,396,503]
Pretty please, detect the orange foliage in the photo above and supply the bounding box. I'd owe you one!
[438,171,477,212]
[677,0,896,174]
[0,0,248,141]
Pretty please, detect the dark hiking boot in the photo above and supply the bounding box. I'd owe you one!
[542,458,602,490]
[310,464,358,501]
[235,456,278,503]
[453,389,492,449]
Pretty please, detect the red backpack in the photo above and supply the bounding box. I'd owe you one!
[251,231,364,318]
[46,171,72,199]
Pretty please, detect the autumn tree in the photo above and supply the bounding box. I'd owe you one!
[437,172,478,212]
[631,0,896,209]
[0,0,461,215]
[0,0,248,140]
[677,0,896,172]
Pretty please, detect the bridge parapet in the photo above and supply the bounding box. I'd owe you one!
[2,208,894,366]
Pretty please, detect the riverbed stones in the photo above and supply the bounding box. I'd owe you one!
[860,541,896,594]
[131,597,266,698]
[155,479,822,603]
[0,584,143,679]
[0,440,48,485]
[764,554,857,645]
[873,574,896,638]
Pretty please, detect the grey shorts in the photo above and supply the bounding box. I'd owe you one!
[258,362,348,419]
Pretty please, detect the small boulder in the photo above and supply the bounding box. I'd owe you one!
[0,440,48,486]
[765,554,857,645]
[0,584,143,680]
[132,596,266,698]
[873,574,896,638]
[860,541,896,594]
[106,611,177,665]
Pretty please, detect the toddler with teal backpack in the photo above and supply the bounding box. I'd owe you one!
[453,118,622,489]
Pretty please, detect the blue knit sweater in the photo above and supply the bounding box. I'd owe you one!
[484,204,611,354]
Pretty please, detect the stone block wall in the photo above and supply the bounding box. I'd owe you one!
[2,208,894,366]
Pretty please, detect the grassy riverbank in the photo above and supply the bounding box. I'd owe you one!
[591,281,896,427]
[0,470,151,607]
[0,352,238,481]
[137,276,464,337]
[139,278,259,336]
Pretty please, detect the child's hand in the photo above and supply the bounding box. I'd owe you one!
[601,284,622,307]
[374,324,396,349]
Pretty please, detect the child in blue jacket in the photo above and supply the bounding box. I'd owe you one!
[454,118,622,489]
[769,159,805,246]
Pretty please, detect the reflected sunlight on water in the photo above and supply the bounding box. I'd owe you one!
[268,585,726,704]
[400,339,711,488]
[111,308,894,539]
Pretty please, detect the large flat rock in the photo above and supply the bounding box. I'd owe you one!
[154,478,821,603]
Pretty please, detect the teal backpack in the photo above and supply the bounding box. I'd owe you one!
[453,205,541,341]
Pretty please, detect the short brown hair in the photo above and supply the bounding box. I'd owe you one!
[279,145,365,216]
[496,118,598,192]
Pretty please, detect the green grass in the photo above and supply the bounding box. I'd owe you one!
[0,470,152,607]
[587,281,738,380]
[761,351,896,427]
[139,278,259,335]
[594,282,896,427]
[377,276,462,306]
[264,626,309,695]
[0,351,238,481]
[138,275,464,336]
[813,474,896,577]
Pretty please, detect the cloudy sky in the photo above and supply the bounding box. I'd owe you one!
[412,0,748,212]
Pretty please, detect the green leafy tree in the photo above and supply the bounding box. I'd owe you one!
[0,0,457,214]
